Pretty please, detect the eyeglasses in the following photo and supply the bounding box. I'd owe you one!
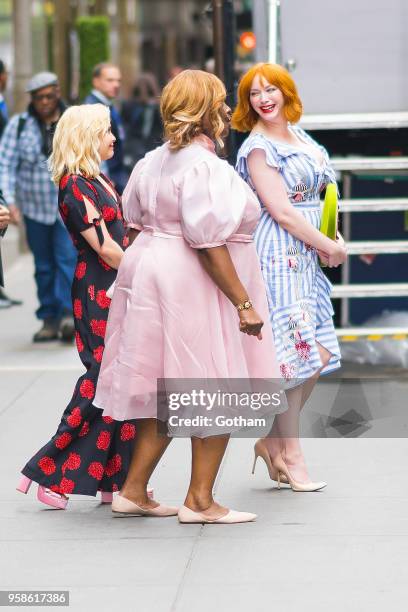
[32,93,58,102]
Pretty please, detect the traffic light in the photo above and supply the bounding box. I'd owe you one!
[239,31,256,51]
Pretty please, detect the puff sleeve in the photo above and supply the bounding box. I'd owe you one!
[236,134,284,183]
[180,157,247,249]
[59,175,104,245]
[122,158,146,230]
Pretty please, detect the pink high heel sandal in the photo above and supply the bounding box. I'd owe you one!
[17,475,154,508]
[17,475,68,510]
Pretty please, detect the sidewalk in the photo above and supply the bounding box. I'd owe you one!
[1,255,408,611]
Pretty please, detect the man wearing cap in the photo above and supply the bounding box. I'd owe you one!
[0,72,76,342]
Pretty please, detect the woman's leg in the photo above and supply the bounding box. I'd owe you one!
[264,343,331,482]
[184,435,230,519]
[120,419,172,508]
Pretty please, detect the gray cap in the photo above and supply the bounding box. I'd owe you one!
[25,71,58,93]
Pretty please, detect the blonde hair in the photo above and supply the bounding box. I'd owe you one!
[160,69,226,150]
[232,63,303,132]
[49,104,111,185]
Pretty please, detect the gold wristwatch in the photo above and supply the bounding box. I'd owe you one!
[236,300,253,312]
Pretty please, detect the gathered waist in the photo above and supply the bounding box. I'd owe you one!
[141,226,253,244]
[142,226,184,240]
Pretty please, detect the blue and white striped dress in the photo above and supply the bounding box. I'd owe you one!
[236,125,341,382]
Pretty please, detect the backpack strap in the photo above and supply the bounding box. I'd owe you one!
[17,114,27,140]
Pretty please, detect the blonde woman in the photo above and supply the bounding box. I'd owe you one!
[94,70,284,524]
[17,105,145,509]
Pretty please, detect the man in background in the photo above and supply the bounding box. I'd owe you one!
[0,72,76,342]
[84,63,127,193]
[0,60,9,135]
[0,59,22,308]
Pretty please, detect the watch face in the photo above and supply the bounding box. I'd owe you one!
[244,301,251,309]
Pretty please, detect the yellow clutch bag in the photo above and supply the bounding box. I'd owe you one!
[320,183,338,240]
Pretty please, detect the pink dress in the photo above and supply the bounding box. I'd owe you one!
[94,136,283,428]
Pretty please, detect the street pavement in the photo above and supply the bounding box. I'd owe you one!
[1,255,408,612]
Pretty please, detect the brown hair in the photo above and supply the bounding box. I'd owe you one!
[160,69,227,150]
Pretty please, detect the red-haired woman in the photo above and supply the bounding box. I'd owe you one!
[233,63,347,491]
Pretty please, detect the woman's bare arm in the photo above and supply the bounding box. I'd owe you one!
[79,196,124,270]
[248,149,347,267]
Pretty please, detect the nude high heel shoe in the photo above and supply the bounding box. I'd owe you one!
[178,505,257,524]
[252,440,288,484]
[271,454,327,492]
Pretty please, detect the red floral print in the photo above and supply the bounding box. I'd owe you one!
[112,483,119,492]
[79,379,95,399]
[72,182,84,202]
[85,180,98,196]
[96,289,111,309]
[280,363,296,380]
[73,298,82,319]
[55,432,72,449]
[93,345,104,363]
[38,456,56,475]
[75,261,87,279]
[88,285,95,300]
[288,257,299,270]
[60,175,69,190]
[78,420,90,437]
[62,452,81,472]
[295,340,311,361]
[98,256,112,271]
[96,430,111,451]
[102,415,114,424]
[105,454,122,477]
[102,206,116,222]
[59,478,75,494]
[120,423,136,441]
[88,461,104,480]
[67,407,82,428]
[60,202,68,221]
[122,235,129,248]
[90,319,107,338]
[75,332,84,353]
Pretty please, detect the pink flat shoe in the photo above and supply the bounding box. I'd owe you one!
[17,475,68,510]
[100,486,154,504]
[112,494,178,517]
[178,505,257,524]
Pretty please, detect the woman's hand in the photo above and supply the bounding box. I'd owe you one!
[336,232,346,249]
[238,308,263,340]
[0,204,10,230]
[326,239,347,267]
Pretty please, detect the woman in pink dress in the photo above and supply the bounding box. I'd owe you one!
[94,70,284,524]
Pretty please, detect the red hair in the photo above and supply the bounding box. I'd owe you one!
[231,63,303,132]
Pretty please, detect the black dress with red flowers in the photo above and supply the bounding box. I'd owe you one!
[21,174,135,496]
